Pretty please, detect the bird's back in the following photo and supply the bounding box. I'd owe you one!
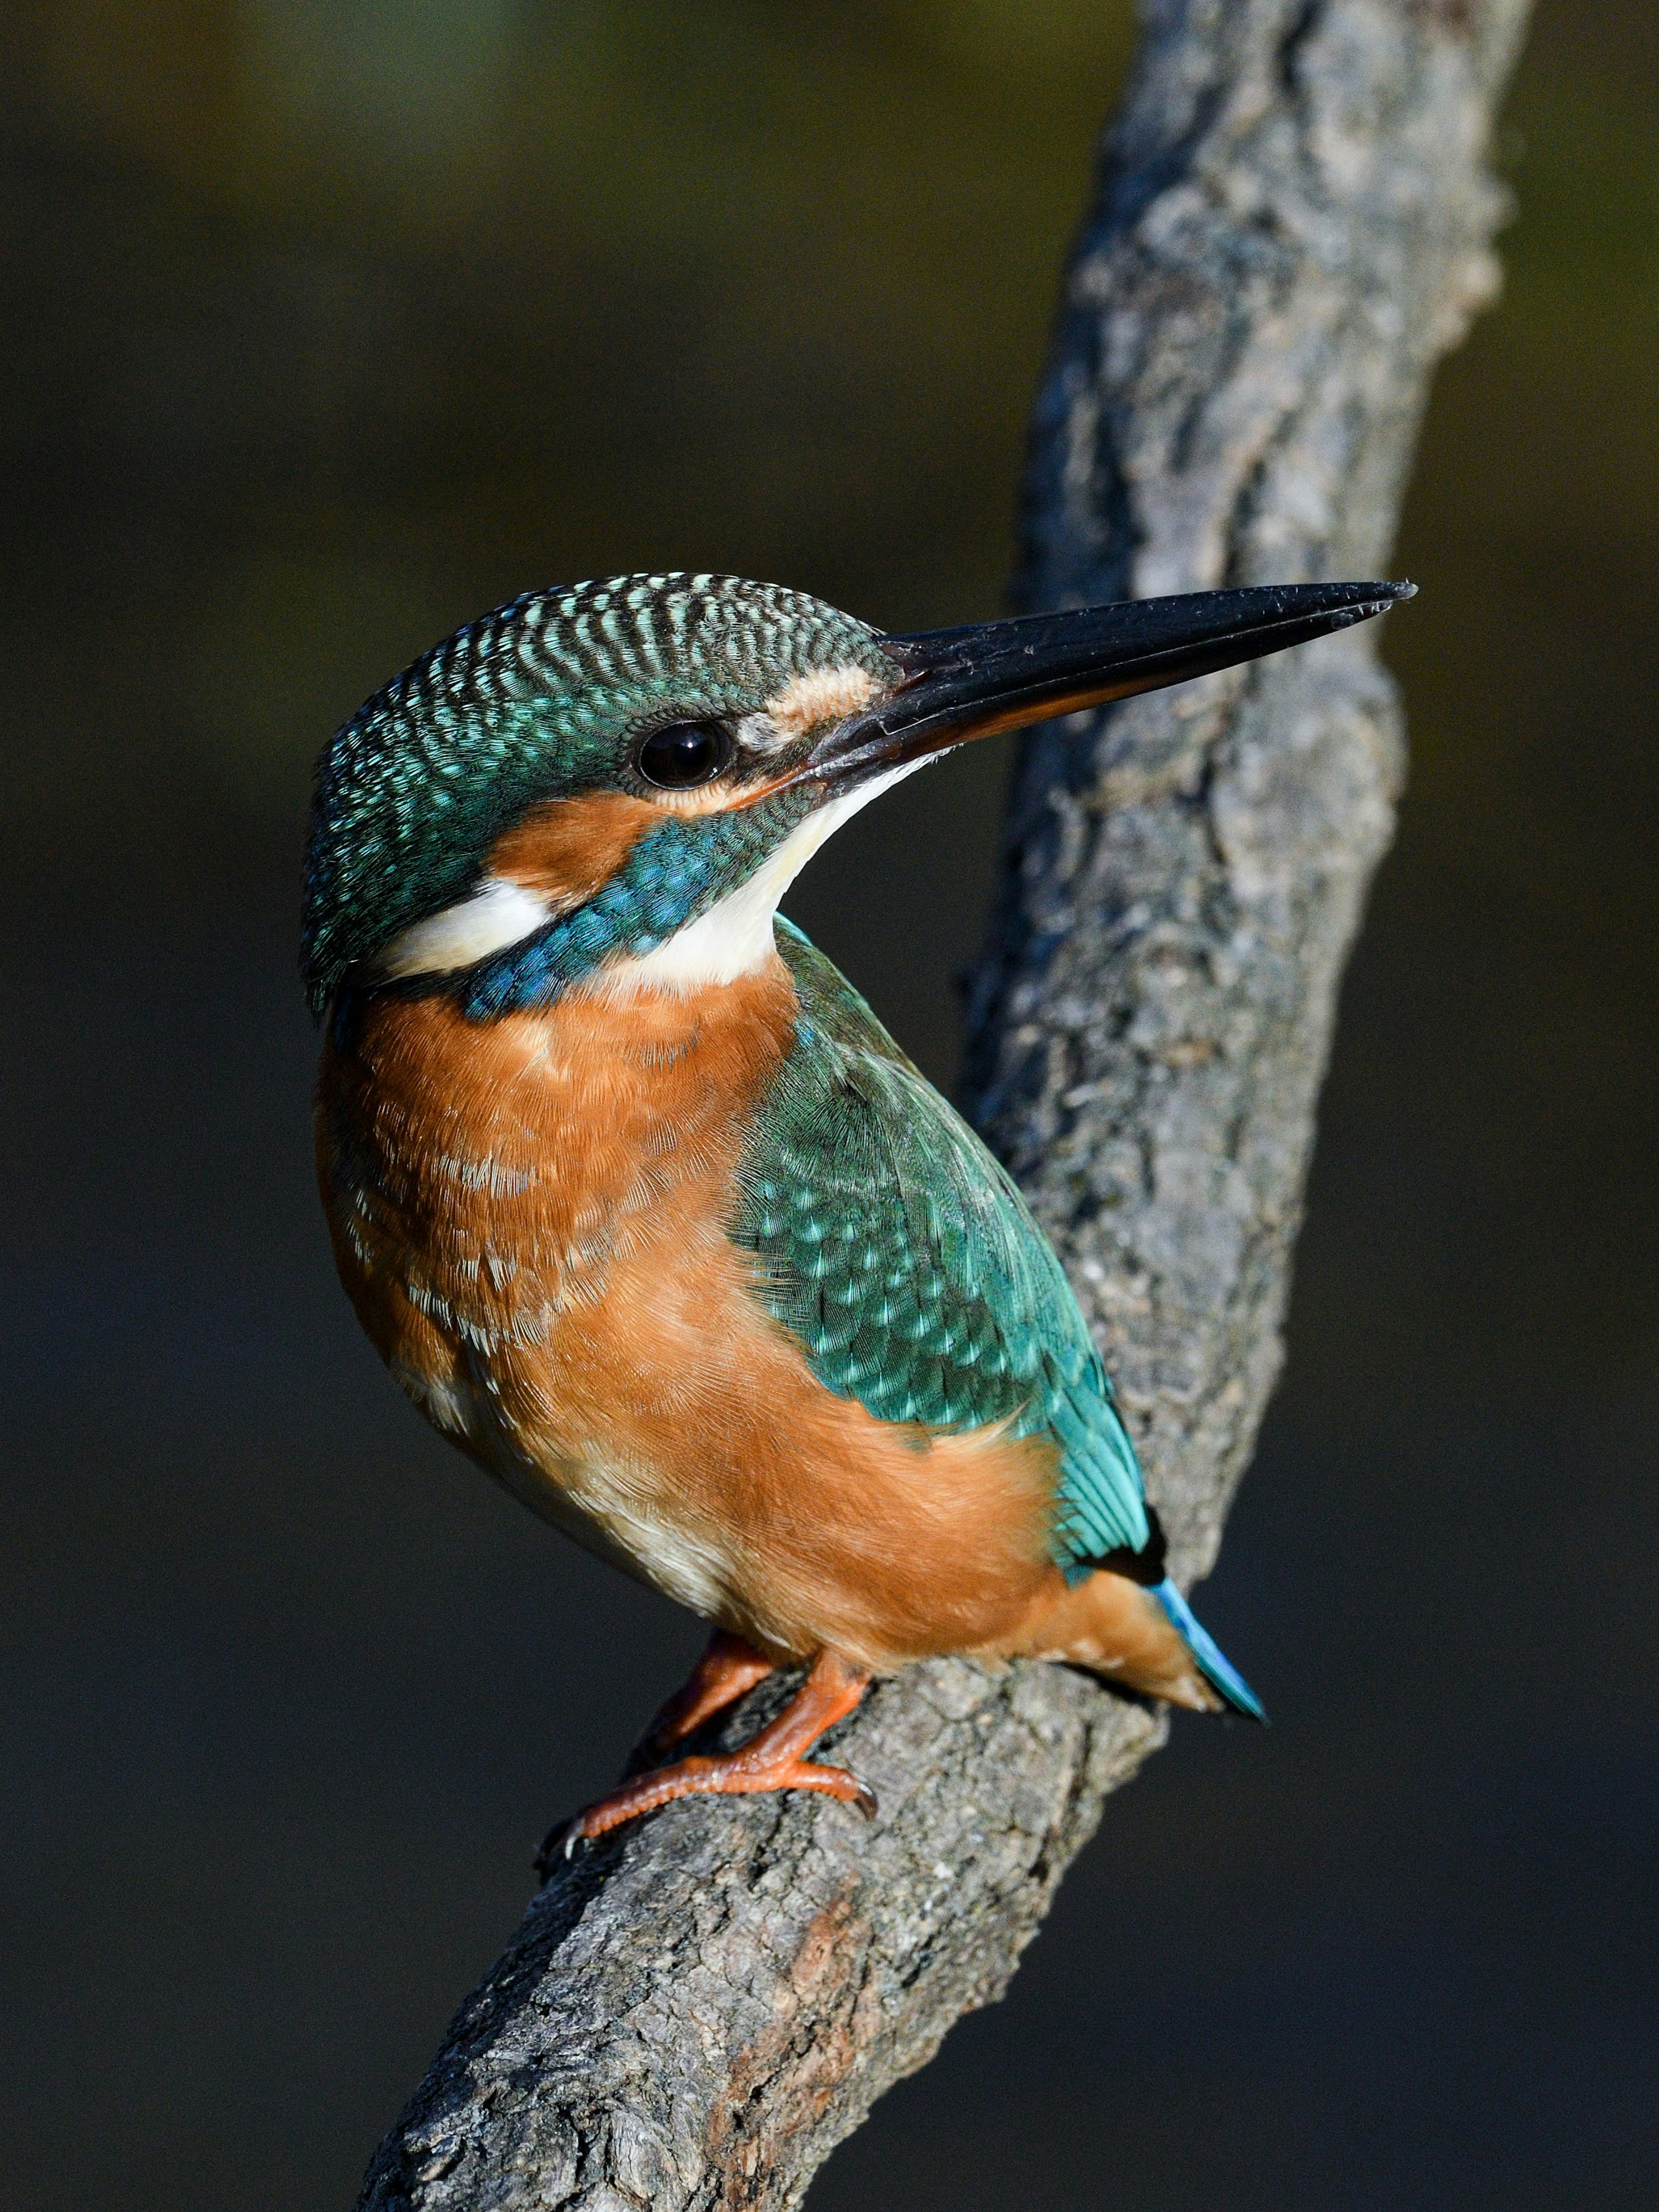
[737,920,1153,1576]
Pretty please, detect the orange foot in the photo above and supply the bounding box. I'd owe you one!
[645,1629,778,1751]
[541,1649,875,1866]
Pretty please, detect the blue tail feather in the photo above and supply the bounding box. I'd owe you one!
[1150,1579,1267,1722]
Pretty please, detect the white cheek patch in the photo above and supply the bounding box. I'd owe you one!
[376,876,555,981]
[596,754,937,999]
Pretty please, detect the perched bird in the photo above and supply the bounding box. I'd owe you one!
[305,570,1410,1849]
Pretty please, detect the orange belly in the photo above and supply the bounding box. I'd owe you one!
[316,960,1058,1671]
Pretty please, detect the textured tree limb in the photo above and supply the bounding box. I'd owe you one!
[355,5,1532,2207]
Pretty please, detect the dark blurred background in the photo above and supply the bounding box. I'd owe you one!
[3,3,1656,2206]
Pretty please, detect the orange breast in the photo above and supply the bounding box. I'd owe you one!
[315,958,1055,1670]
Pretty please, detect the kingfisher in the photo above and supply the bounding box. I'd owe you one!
[305,570,1410,1850]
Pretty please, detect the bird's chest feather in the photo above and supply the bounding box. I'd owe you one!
[315,958,1055,1665]
[316,964,796,1391]
[319,961,904,1632]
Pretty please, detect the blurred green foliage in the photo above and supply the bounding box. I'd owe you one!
[2,0,1655,1388]
[4,3,1651,805]
[6,0,1135,806]
[4,15,1659,2208]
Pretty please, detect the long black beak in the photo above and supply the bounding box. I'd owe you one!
[811,579,1414,788]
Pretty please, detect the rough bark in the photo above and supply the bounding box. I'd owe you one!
[355,4,1532,2207]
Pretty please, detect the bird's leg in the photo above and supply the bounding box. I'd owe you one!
[645,1629,777,1751]
[551,1650,875,1857]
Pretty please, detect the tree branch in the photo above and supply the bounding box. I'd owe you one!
[355,5,1532,2206]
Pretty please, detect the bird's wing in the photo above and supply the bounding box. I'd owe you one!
[730,919,1149,1569]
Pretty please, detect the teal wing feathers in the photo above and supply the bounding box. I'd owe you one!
[729,919,1149,1571]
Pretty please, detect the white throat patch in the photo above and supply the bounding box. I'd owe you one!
[595,756,934,999]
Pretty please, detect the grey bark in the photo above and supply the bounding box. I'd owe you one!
[356,4,1532,2207]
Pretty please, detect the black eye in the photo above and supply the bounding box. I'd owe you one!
[634,720,735,789]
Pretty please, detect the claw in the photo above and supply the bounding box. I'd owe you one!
[533,1817,584,1878]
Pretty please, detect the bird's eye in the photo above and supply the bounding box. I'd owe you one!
[634,720,735,790]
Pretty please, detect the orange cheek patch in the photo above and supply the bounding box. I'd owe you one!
[487,792,662,910]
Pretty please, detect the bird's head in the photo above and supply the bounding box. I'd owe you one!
[302,569,1411,1019]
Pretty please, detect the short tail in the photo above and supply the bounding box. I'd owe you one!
[1150,1579,1267,1722]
